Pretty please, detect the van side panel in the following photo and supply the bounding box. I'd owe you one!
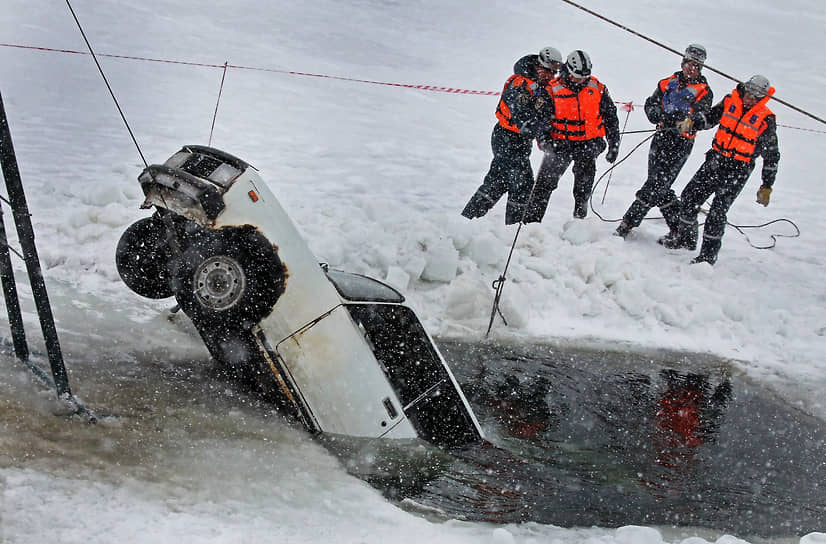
[275,306,417,439]
[216,172,342,335]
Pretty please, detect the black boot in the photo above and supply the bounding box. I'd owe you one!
[461,191,494,219]
[682,220,698,251]
[573,200,588,219]
[691,238,722,265]
[505,200,527,225]
[660,218,697,250]
[614,221,632,238]
[660,200,683,234]
[657,230,678,246]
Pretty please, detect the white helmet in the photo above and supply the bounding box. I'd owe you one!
[683,43,707,65]
[565,50,592,78]
[538,46,563,69]
[744,74,770,98]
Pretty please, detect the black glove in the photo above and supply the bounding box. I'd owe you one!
[605,143,619,163]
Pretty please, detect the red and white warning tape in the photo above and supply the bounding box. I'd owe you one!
[2,42,824,134]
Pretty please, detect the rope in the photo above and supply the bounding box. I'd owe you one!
[485,177,543,337]
[484,121,798,335]
[208,61,229,147]
[587,132,800,250]
[719,216,799,250]
[3,40,826,135]
[601,103,634,204]
[486,132,654,336]
[588,132,657,222]
[619,128,658,135]
[558,0,826,126]
[63,1,186,266]
[63,1,148,168]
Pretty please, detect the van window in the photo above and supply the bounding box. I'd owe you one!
[345,304,481,447]
[327,270,404,303]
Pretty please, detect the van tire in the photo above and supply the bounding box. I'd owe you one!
[171,226,285,327]
[115,216,175,299]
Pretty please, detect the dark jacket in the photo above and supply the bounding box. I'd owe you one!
[496,54,553,139]
[694,84,780,187]
[645,70,713,129]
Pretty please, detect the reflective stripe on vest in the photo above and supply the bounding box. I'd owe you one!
[712,87,775,163]
[659,74,710,139]
[495,75,538,133]
[548,77,605,141]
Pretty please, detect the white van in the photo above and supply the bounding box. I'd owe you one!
[115,145,484,447]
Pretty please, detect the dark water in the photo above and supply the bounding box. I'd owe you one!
[5,337,823,540]
[324,340,826,539]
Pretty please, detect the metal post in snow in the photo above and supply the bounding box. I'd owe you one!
[0,90,72,398]
[0,200,28,361]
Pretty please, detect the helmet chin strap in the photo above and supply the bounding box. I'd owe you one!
[564,74,588,91]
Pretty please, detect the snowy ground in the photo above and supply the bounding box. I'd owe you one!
[1,0,825,542]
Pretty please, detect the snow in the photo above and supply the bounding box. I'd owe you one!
[1,0,825,542]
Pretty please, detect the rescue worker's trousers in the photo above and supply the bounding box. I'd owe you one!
[529,138,606,222]
[675,151,754,263]
[622,131,694,232]
[461,124,534,225]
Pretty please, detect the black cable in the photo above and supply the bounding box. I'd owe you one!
[723,217,800,250]
[0,193,27,259]
[208,61,229,147]
[64,0,148,168]
[486,143,571,336]
[588,133,656,222]
[558,0,826,126]
[485,177,540,337]
[588,134,801,250]
[601,106,633,204]
[65,0,186,258]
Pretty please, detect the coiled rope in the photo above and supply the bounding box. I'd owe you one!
[588,132,800,250]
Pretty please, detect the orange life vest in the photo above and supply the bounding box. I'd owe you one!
[712,87,775,163]
[495,75,539,133]
[658,74,710,139]
[547,76,606,141]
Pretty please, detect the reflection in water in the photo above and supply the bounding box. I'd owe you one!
[6,339,822,539]
[492,374,556,440]
[646,370,732,497]
[327,341,826,539]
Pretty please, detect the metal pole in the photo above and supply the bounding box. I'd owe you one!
[0,90,72,397]
[209,61,229,147]
[602,105,633,205]
[0,202,28,360]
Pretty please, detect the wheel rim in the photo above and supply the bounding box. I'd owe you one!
[193,255,246,311]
